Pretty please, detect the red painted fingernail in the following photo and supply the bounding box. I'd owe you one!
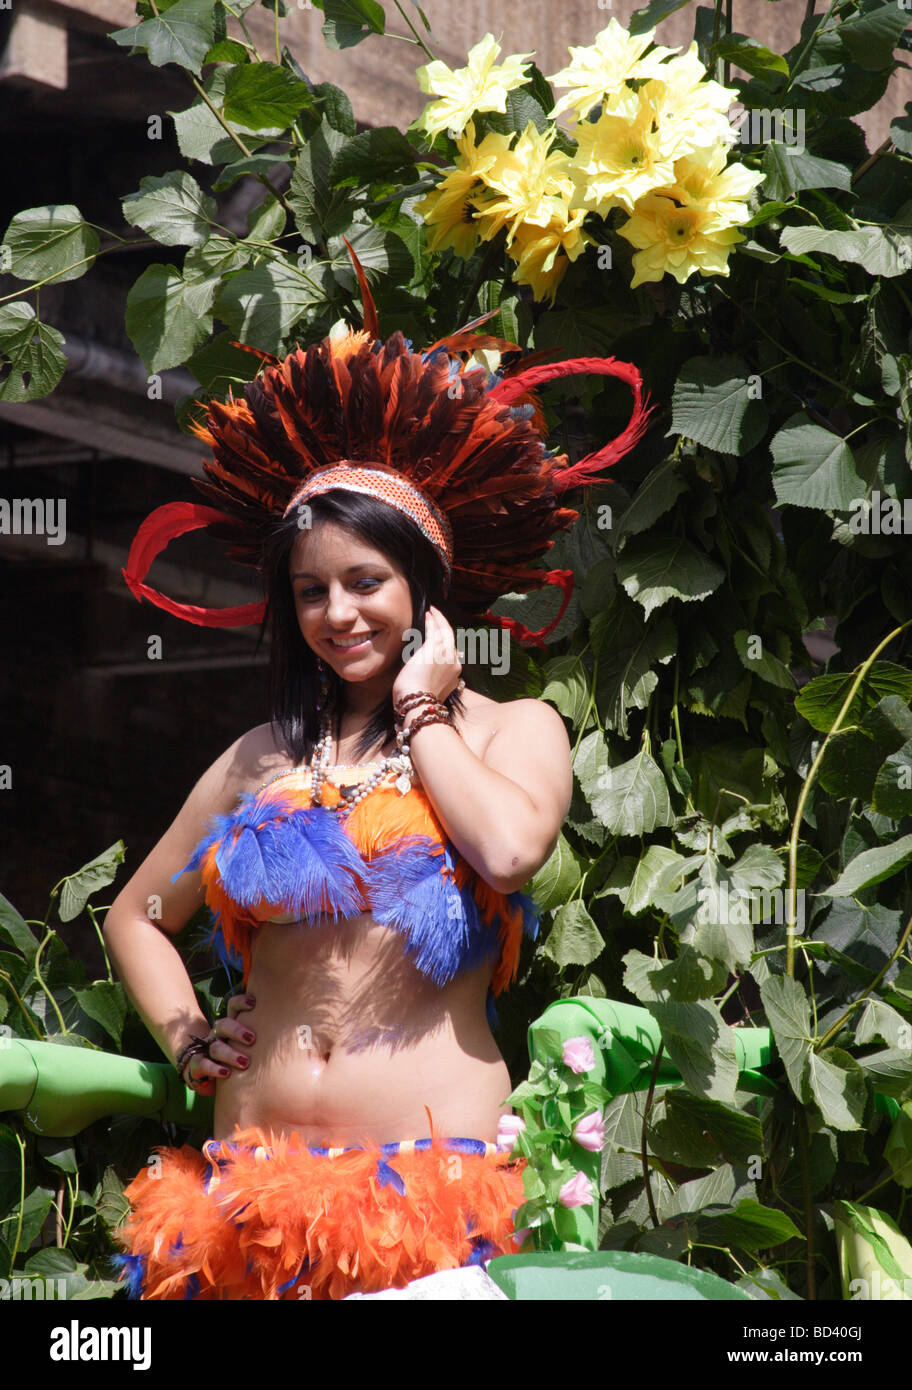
[243,1032,255,1043]
[220,1068,230,1077]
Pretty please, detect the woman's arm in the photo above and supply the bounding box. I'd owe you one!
[103,729,262,1088]
[404,698,573,895]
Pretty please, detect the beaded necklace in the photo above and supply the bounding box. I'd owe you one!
[309,708,416,818]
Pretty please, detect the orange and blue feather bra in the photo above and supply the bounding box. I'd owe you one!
[174,766,539,1018]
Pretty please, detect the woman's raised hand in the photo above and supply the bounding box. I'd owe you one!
[391,606,464,708]
[184,993,257,1094]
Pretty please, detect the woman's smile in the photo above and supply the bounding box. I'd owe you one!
[325,631,380,653]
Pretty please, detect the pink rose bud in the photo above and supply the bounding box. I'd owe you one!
[512,1226,531,1249]
[562,1037,595,1074]
[496,1114,526,1151]
[573,1110,605,1152]
[558,1172,595,1208]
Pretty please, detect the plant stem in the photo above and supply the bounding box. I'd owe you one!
[391,0,436,61]
[785,620,912,975]
[457,234,504,326]
[87,906,114,984]
[32,929,69,1036]
[796,1105,816,1299]
[852,138,893,186]
[641,1042,665,1227]
[7,1131,26,1275]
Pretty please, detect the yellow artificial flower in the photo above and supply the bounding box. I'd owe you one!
[415,121,515,256]
[415,32,534,140]
[635,42,741,159]
[546,18,680,123]
[616,191,747,287]
[664,144,765,226]
[507,202,591,303]
[568,88,677,217]
[473,120,575,247]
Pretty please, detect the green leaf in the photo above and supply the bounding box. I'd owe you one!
[593,606,677,738]
[760,144,852,199]
[204,37,250,63]
[713,36,789,77]
[734,629,797,691]
[330,127,418,188]
[541,901,603,968]
[0,1125,25,1214]
[0,894,39,961]
[648,999,739,1103]
[0,303,66,402]
[73,982,127,1047]
[779,225,912,279]
[109,0,218,75]
[170,68,281,164]
[2,205,99,285]
[760,975,812,1101]
[796,663,912,733]
[701,1198,804,1252]
[614,456,688,542]
[823,834,912,897]
[736,1267,803,1301]
[587,748,673,837]
[213,258,332,353]
[841,1,912,70]
[806,1047,866,1131]
[627,0,693,35]
[35,1138,78,1174]
[873,738,912,817]
[125,263,213,373]
[885,1104,912,1187]
[626,845,691,917]
[326,222,412,285]
[528,832,583,910]
[211,152,291,191]
[856,1000,911,1050]
[616,536,725,620]
[223,62,314,129]
[289,120,355,241]
[320,0,385,49]
[122,172,217,247]
[311,80,357,136]
[663,1090,763,1166]
[671,355,768,456]
[770,412,866,511]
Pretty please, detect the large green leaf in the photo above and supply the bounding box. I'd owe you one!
[662,1091,763,1166]
[592,605,676,738]
[779,225,912,279]
[213,259,332,353]
[0,893,38,961]
[671,355,768,457]
[2,205,98,284]
[760,975,813,1102]
[528,832,583,910]
[823,834,912,897]
[616,536,725,620]
[170,69,281,164]
[873,738,912,817]
[760,144,852,199]
[806,1047,866,1130]
[796,664,912,733]
[125,262,214,372]
[541,901,604,968]
[122,172,217,247]
[222,62,314,129]
[330,127,419,188]
[0,303,66,402]
[701,1198,804,1252]
[73,983,127,1047]
[648,998,739,1103]
[318,0,386,49]
[733,629,797,691]
[58,843,125,923]
[840,0,912,70]
[770,413,866,511]
[289,120,356,241]
[109,0,217,75]
[613,456,688,543]
[586,749,673,837]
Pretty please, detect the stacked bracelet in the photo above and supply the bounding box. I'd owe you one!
[175,1031,215,1091]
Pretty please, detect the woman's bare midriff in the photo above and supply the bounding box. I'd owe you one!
[212,910,515,1146]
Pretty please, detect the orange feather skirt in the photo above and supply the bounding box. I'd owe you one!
[113,1128,527,1300]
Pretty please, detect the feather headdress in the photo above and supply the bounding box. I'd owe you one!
[122,240,656,647]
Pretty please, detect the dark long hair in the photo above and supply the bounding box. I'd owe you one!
[258,490,471,767]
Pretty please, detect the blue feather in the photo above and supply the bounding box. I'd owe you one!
[366,837,498,985]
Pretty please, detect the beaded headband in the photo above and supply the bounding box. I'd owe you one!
[283,464,455,584]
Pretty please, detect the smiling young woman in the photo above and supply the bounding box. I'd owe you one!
[109,292,651,1298]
